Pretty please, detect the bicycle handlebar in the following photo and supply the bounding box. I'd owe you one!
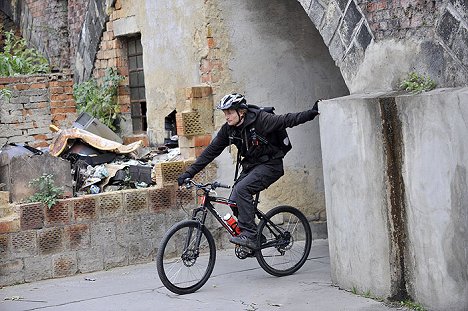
[183,178,231,190]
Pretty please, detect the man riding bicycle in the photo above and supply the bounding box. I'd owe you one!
[178,93,320,249]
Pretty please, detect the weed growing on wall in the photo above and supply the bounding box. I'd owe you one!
[400,72,436,93]
[0,30,50,76]
[73,67,125,130]
[0,88,12,101]
[400,300,427,311]
[27,174,64,209]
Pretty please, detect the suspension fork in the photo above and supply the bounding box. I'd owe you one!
[182,202,209,253]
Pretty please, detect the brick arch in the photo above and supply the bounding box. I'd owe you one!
[297,0,468,91]
[298,0,374,89]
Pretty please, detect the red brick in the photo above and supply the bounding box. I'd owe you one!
[194,134,212,147]
[38,227,64,254]
[14,84,30,91]
[72,197,96,222]
[52,114,67,121]
[53,254,77,277]
[44,201,71,227]
[30,83,47,89]
[148,187,174,212]
[65,224,90,249]
[207,37,215,48]
[33,134,48,141]
[50,86,64,93]
[51,107,76,114]
[0,76,22,84]
[0,218,20,234]
[0,234,9,254]
[20,203,44,230]
[57,80,74,87]
[50,94,70,101]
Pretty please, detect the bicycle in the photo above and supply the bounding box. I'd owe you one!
[156,179,312,295]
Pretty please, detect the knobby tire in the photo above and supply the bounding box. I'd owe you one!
[256,205,312,276]
[156,220,216,295]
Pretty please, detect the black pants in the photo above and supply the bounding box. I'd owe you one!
[229,159,284,239]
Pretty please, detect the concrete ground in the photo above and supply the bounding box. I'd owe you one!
[1,240,408,311]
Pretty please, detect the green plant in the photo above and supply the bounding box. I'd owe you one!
[400,72,436,93]
[73,67,125,130]
[0,87,12,101]
[401,300,427,311]
[0,30,50,76]
[27,174,64,209]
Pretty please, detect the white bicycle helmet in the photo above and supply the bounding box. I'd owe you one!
[217,93,248,110]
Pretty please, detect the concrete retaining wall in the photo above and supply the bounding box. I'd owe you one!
[0,186,209,287]
[320,87,468,310]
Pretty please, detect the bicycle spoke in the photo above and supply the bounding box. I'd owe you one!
[256,207,312,277]
[157,221,216,294]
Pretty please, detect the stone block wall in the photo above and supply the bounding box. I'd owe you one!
[0,74,76,148]
[0,159,220,287]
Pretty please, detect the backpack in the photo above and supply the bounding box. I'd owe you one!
[247,104,292,157]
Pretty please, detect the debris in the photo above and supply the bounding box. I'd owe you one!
[2,111,183,202]
[4,296,23,301]
[49,127,142,157]
[84,277,96,281]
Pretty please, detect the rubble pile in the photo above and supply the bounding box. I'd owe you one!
[0,122,182,200]
[53,126,182,196]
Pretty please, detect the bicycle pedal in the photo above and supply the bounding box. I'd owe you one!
[234,245,255,259]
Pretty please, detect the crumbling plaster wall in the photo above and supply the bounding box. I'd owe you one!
[109,0,349,220]
[214,0,349,219]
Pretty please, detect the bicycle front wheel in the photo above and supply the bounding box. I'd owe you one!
[256,205,312,277]
[156,220,216,294]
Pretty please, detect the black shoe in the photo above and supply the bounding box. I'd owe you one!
[229,235,257,249]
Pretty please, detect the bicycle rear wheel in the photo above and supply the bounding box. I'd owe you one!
[256,205,312,276]
[156,220,216,294]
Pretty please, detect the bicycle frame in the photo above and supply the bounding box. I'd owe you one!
[189,187,286,251]
[157,180,313,294]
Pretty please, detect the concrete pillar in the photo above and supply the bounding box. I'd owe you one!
[319,88,468,311]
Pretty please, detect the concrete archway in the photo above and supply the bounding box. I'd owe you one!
[212,0,349,222]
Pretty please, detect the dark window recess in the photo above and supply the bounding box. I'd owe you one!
[165,110,178,148]
[127,36,147,133]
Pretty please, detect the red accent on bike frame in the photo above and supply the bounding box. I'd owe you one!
[198,195,206,206]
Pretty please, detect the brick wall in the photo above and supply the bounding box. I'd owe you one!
[0,163,221,287]
[357,0,443,40]
[68,0,90,69]
[91,1,134,142]
[0,74,76,148]
[21,0,70,70]
[176,86,215,158]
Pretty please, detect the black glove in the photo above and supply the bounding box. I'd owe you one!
[312,99,321,115]
[177,172,193,186]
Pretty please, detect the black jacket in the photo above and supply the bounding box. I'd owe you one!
[185,107,318,177]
